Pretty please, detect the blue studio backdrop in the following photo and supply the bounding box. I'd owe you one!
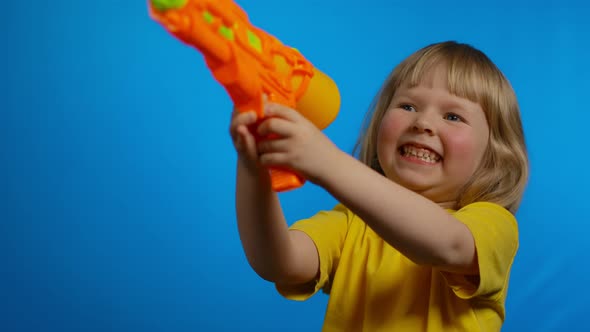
[2,0,589,331]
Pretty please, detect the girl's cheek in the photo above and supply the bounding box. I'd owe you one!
[444,131,482,169]
[378,112,405,140]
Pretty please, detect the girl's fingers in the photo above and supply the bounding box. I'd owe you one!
[236,125,255,150]
[230,111,257,139]
[234,125,247,149]
[257,117,294,137]
[231,111,258,127]
[257,137,288,154]
[258,151,289,167]
[264,102,302,122]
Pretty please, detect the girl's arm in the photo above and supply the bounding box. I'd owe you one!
[231,110,319,284]
[257,104,477,275]
[317,152,477,274]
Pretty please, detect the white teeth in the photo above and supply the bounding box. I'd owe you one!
[401,145,441,163]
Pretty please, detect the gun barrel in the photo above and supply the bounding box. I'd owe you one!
[149,0,340,191]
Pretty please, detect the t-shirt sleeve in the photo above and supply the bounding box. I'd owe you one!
[441,202,519,301]
[275,204,350,301]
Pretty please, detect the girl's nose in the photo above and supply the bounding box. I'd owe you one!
[412,114,435,135]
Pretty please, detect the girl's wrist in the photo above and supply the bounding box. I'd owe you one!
[237,157,268,180]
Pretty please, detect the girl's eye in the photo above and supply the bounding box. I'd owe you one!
[401,104,416,112]
[444,113,463,122]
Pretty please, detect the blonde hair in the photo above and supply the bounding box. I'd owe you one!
[354,41,528,213]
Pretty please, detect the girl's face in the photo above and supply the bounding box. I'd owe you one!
[376,66,490,208]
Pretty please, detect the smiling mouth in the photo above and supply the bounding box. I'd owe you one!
[399,144,442,164]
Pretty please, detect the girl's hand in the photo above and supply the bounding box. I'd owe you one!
[229,107,260,173]
[256,102,341,185]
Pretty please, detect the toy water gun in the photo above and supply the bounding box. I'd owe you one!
[148,0,341,192]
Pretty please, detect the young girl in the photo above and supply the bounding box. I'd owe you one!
[229,41,528,331]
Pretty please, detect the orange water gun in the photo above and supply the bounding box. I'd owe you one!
[148,0,341,192]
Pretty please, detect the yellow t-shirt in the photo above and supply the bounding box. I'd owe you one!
[276,202,518,332]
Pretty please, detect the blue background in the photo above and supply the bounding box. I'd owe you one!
[2,0,589,331]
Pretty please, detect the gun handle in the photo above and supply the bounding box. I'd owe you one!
[252,125,306,192]
[239,100,306,192]
[269,167,305,192]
